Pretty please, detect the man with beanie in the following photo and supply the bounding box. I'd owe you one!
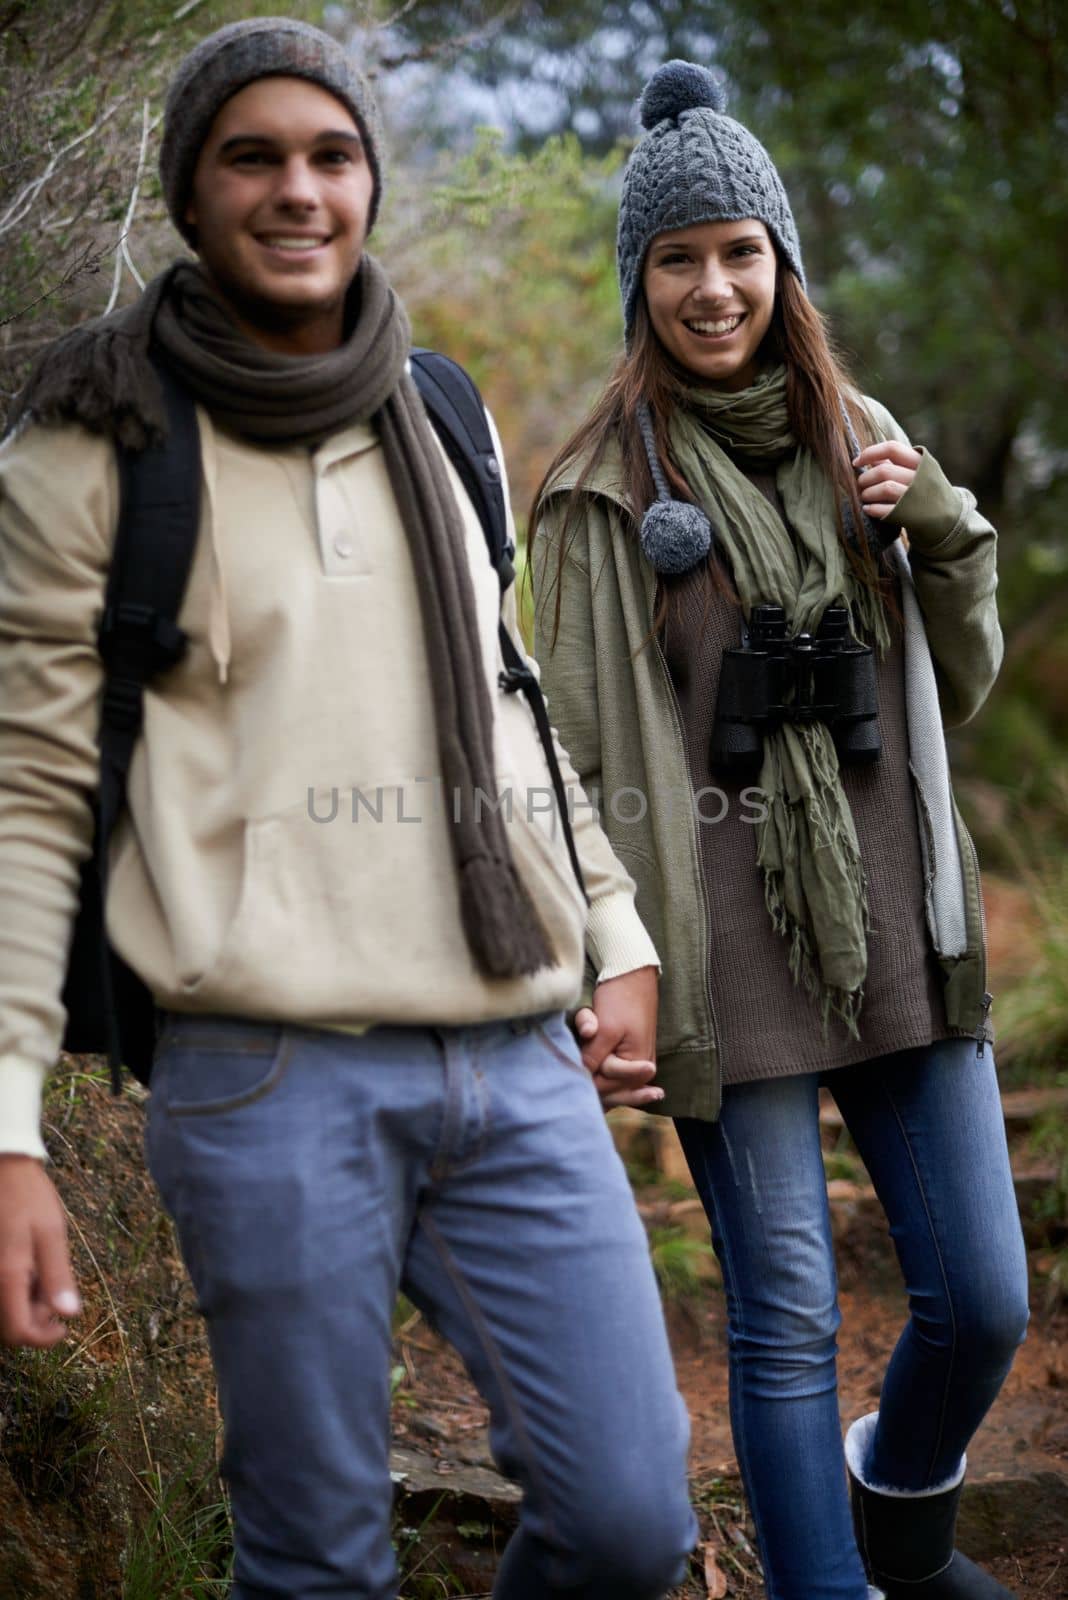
[0,19,696,1598]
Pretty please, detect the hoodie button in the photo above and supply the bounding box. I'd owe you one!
[333,535,354,559]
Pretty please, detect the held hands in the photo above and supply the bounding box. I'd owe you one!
[0,1156,81,1347]
[853,440,921,520]
[573,965,663,1111]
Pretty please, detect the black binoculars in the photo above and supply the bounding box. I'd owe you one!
[710,604,881,775]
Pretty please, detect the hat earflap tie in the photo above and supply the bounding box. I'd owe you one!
[637,400,714,574]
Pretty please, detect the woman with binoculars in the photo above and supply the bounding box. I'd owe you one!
[530,59,1028,1600]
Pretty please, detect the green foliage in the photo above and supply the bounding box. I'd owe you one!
[375,3,1068,824]
[966,698,1064,814]
[393,1495,466,1598]
[0,1349,116,1503]
[122,1465,232,1600]
[995,855,1068,1076]
[1027,1111,1068,1311]
[387,0,708,150]
[0,0,331,413]
[623,1157,695,1202]
[648,1225,715,1303]
[121,1458,488,1598]
[382,127,621,526]
[409,0,1067,532]
[822,1148,865,1185]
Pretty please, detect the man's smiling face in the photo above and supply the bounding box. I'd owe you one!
[184,75,375,355]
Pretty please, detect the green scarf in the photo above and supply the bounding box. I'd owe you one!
[669,367,890,1035]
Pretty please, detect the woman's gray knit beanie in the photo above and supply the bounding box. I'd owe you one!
[618,59,805,342]
[160,17,384,243]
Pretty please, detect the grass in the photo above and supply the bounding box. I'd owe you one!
[121,1470,479,1599]
[1026,1109,1068,1309]
[625,1157,696,1202]
[0,1347,116,1504]
[990,855,1068,1304]
[393,1495,469,1598]
[822,1148,866,1184]
[121,1466,232,1600]
[122,1462,489,1598]
[994,857,1068,1085]
[648,1225,716,1303]
[0,1343,484,1599]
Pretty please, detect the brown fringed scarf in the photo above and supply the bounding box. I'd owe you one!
[13,258,552,980]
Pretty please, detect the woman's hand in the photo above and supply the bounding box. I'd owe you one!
[572,966,664,1111]
[853,440,921,519]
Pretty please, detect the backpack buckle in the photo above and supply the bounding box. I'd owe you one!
[98,603,189,732]
[498,663,536,695]
[99,601,188,673]
[496,547,516,592]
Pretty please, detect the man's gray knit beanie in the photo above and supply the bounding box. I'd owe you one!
[160,17,384,244]
[618,59,805,343]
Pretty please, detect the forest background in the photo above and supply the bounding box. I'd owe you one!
[4,0,1067,883]
[0,1,1066,1594]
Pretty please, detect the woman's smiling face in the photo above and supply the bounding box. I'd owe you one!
[642,218,778,391]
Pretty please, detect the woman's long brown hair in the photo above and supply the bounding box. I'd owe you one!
[528,260,884,646]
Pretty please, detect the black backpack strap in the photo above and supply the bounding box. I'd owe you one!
[412,345,591,908]
[411,347,588,908]
[410,347,514,592]
[95,356,200,1085]
[498,627,588,903]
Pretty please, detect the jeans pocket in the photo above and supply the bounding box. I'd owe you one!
[152,1023,292,1117]
[533,1013,590,1079]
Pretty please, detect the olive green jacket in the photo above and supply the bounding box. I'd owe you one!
[531,399,1001,1120]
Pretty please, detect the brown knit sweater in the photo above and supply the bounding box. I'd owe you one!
[661,469,957,1085]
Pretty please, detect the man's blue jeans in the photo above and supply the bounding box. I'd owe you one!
[146,1012,697,1599]
[676,1038,1029,1600]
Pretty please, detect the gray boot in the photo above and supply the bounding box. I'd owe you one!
[845,1414,1016,1599]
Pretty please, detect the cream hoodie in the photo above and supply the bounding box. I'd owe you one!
[0,406,657,1159]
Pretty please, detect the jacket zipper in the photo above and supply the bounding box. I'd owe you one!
[975,990,994,1059]
[653,634,723,1110]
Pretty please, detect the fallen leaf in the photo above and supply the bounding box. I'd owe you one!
[703,1541,728,1598]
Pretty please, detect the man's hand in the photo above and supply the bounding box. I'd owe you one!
[573,965,663,1111]
[0,1156,81,1347]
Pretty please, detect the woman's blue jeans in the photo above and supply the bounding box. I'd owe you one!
[676,1038,1029,1600]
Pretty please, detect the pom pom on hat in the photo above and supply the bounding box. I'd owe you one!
[634,399,714,574]
[639,59,727,129]
[640,500,713,575]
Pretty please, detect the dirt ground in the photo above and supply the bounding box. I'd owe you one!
[1,864,1065,1600]
[387,1196,1068,1598]
[390,872,1068,1596]
[4,1065,1063,1598]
